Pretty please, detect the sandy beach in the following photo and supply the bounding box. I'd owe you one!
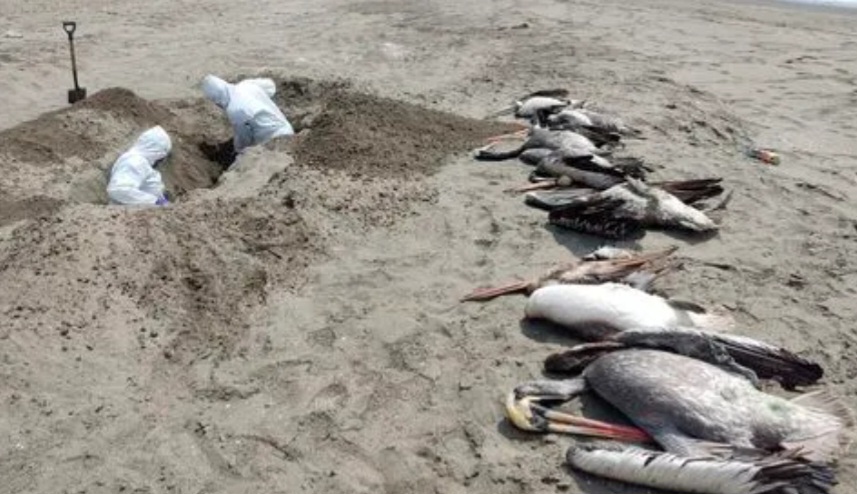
[2,0,857,493]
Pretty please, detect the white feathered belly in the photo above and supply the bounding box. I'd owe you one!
[524,283,682,331]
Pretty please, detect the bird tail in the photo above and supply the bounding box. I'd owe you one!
[785,390,855,463]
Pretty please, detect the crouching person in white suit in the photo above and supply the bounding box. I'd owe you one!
[106,126,172,206]
[201,75,295,156]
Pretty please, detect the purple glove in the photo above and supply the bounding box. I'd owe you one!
[155,195,170,206]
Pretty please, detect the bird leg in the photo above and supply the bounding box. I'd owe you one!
[506,379,651,442]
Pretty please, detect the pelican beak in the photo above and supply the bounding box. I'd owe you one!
[503,180,559,194]
[484,128,529,144]
[506,381,651,443]
[460,280,531,302]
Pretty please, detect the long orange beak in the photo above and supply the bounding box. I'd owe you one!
[506,393,651,443]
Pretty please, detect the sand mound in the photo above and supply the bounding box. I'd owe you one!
[0,75,516,363]
[207,76,516,176]
[0,87,229,221]
[0,195,65,227]
[0,75,535,494]
[0,199,312,360]
[292,90,515,178]
[0,78,514,229]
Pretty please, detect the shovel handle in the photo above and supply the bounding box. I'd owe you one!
[62,21,76,37]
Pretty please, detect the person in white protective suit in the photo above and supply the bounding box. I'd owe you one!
[201,75,295,155]
[106,126,172,206]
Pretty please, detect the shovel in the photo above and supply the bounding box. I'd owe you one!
[62,21,86,104]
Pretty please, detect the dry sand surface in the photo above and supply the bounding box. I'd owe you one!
[2,0,857,493]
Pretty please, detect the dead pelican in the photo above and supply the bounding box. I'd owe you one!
[488,151,647,202]
[543,110,628,147]
[548,108,642,137]
[487,89,585,124]
[461,246,676,302]
[476,127,610,161]
[520,176,722,203]
[535,177,727,239]
[525,282,734,339]
[507,349,852,494]
[509,150,651,193]
[515,96,570,124]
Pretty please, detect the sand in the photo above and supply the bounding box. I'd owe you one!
[1,0,857,493]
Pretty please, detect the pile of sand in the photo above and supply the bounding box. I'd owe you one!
[0,87,230,222]
[0,79,515,229]
[291,90,514,178]
[0,75,514,375]
[0,79,525,491]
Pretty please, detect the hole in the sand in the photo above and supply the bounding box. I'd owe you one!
[198,138,237,169]
[0,76,517,226]
[192,76,523,179]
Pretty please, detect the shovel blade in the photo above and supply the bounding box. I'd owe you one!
[68,87,87,104]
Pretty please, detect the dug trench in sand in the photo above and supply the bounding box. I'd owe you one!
[0,74,530,493]
[0,78,517,224]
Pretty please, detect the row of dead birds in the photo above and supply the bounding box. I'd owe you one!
[460,90,853,494]
[477,89,732,240]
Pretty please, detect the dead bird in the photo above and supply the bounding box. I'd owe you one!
[476,127,613,162]
[507,348,850,494]
[460,246,677,302]
[547,107,642,138]
[524,282,734,338]
[532,178,729,239]
[524,150,652,187]
[488,89,585,124]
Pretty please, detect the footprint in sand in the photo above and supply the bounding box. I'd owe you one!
[309,382,349,413]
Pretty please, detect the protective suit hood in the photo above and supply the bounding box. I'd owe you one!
[132,125,172,165]
[107,126,171,206]
[203,74,294,154]
[202,75,232,109]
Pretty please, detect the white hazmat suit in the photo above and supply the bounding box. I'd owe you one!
[106,126,172,206]
[201,75,294,154]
